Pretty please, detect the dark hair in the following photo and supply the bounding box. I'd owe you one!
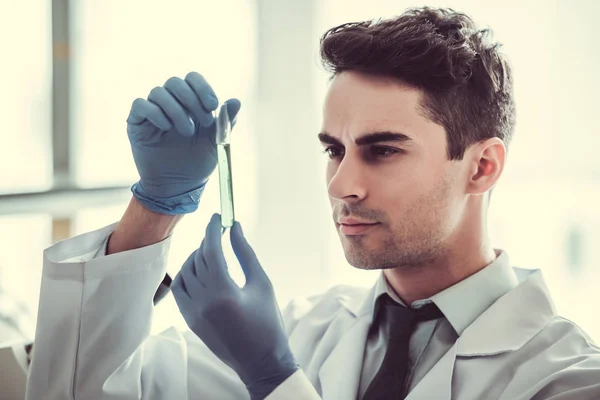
[319,7,516,161]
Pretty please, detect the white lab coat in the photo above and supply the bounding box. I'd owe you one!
[26,223,600,399]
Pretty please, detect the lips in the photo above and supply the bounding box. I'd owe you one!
[337,219,379,235]
[338,217,377,226]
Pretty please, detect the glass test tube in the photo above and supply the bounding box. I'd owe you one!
[215,105,235,229]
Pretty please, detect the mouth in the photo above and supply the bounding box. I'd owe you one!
[337,222,380,236]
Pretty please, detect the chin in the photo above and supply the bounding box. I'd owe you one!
[342,249,376,271]
[348,260,382,271]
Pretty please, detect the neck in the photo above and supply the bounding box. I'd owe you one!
[384,209,497,306]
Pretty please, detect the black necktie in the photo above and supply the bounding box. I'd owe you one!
[362,294,444,400]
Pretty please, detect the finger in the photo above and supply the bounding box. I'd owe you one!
[127,98,173,131]
[171,271,192,303]
[127,120,163,143]
[224,98,242,129]
[170,273,197,325]
[185,72,219,113]
[230,221,270,288]
[201,213,231,281]
[193,239,210,280]
[180,250,206,295]
[164,77,213,128]
[148,86,195,137]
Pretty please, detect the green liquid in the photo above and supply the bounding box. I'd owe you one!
[217,143,235,228]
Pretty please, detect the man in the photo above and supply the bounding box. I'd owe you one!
[26,7,600,400]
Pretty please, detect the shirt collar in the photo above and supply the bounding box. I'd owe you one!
[371,249,519,336]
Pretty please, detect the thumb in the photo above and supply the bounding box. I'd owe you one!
[229,221,267,287]
[224,98,241,129]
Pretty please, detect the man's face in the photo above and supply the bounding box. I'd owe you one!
[321,71,465,270]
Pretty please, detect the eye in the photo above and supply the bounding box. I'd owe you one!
[321,146,344,158]
[371,146,400,158]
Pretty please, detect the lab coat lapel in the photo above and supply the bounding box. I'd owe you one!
[318,314,372,399]
[318,284,377,400]
[405,343,457,400]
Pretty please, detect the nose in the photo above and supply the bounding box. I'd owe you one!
[327,155,367,201]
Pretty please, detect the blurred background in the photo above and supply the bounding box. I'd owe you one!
[0,1,599,392]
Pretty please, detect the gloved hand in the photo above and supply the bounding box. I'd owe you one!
[127,72,241,214]
[172,214,299,400]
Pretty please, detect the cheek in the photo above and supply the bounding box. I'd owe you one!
[376,167,441,220]
[379,165,428,198]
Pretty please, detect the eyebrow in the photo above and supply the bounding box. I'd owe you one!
[318,131,414,147]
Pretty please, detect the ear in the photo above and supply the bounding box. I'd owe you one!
[465,138,506,195]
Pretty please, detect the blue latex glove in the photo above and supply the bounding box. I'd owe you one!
[172,214,299,400]
[126,72,241,214]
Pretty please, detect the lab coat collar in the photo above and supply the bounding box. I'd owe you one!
[429,250,519,336]
[455,268,557,356]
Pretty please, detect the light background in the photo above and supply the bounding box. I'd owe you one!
[1,0,599,342]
